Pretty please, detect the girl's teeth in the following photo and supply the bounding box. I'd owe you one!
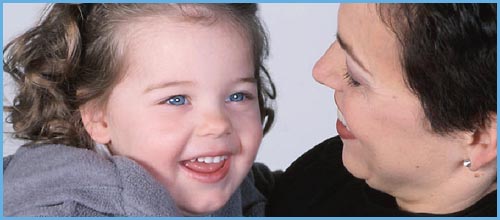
[213,157,221,163]
[204,157,213,163]
[190,155,227,164]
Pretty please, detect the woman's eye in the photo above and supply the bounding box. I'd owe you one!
[166,95,188,105]
[227,92,246,102]
[344,72,361,87]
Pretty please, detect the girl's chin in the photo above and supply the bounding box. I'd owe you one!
[178,193,230,216]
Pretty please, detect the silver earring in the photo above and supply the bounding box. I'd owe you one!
[463,159,472,168]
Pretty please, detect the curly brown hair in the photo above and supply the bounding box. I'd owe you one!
[4,3,275,150]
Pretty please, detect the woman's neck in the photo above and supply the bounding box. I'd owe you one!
[394,171,496,214]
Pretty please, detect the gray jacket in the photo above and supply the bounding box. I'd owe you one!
[3,144,267,216]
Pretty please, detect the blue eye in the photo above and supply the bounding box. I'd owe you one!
[166,95,187,105]
[227,92,246,102]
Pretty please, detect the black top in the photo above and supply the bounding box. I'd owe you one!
[263,136,497,216]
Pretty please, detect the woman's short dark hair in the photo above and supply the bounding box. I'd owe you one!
[379,3,496,134]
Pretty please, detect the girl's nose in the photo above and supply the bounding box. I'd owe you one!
[312,41,345,91]
[195,107,232,138]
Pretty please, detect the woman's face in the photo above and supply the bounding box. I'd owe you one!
[313,4,468,199]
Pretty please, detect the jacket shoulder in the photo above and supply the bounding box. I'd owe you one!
[4,144,185,216]
[266,136,356,216]
[8,201,115,216]
[283,136,344,175]
[3,144,125,216]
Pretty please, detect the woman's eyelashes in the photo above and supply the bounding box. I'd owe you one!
[163,92,254,106]
[344,72,361,87]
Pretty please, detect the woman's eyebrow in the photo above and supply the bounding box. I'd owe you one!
[336,32,370,74]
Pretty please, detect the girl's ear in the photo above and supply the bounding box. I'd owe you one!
[467,114,497,171]
[80,103,111,145]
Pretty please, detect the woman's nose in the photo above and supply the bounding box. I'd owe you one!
[312,41,345,91]
[195,107,232,138]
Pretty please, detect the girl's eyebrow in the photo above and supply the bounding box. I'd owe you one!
[238,77,257,84]
[144,77,256,93]
[144,81,194,93]
[336,32,371,75]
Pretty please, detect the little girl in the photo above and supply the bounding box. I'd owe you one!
[3,3,275,216]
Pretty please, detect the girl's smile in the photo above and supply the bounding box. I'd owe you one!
[182,156,231,183]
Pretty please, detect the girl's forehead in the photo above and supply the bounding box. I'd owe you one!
[118,17,251,58]
[117,18,253,78]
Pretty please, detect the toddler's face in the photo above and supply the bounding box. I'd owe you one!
[90,18,262,215]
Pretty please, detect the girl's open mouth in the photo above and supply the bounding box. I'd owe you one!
[181,155,231,183]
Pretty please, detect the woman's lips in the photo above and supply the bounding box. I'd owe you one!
[336,110,355,139]
[336,119,355,139]
[181,156,231,183]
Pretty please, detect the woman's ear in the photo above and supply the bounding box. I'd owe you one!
[467,114,497,171]
[80,103,111,145]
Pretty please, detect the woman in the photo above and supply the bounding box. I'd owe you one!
[263,3,496,216]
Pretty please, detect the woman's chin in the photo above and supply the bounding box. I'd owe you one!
[342,150,386,194]
[341,146,369,180]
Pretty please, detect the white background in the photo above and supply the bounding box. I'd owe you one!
[3,3,339,170]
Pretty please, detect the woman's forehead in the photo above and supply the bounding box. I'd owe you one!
[338,4,402,80]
